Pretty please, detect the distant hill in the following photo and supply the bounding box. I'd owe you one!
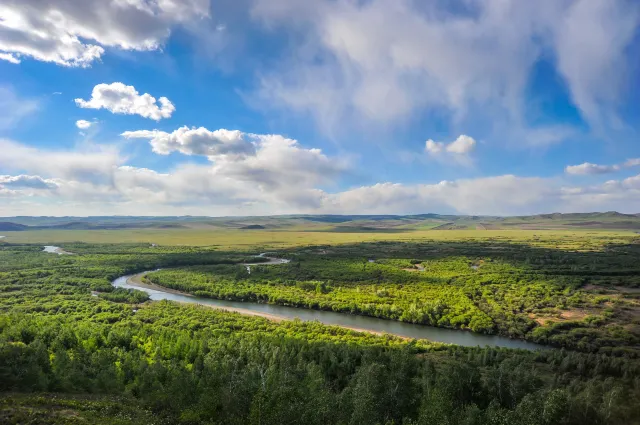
[32,222,188,230]
[0,212,639,232]
[524,211,638,221]
[0,222,27,231]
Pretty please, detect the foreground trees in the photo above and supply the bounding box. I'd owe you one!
[2,303,640,424]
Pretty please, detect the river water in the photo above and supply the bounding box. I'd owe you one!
[41,246,546,350]
[43,246,73,255]
[112,273,546,351]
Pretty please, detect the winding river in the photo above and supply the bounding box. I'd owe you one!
[41,246,545,349]
[109,254,546,351]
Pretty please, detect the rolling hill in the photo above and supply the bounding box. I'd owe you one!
[0,212,639,233]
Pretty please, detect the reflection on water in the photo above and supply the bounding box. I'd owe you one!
[113,273,547,351]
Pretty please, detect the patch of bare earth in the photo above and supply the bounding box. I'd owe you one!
[614,286,640,294]
[560,309,592,320]
[529,308,599,325]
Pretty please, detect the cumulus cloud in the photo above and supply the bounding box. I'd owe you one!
[321,176,556,216]
[75,83,175,120]
[426,135,476,156]
[214,133,348,192]
[121,126,348,185]
[321,174,640,215]
[0,0,210,67]
[5,158,640,215]
[0,53,19,64]
[0,139,122,184]
[3,132,640,216]
[121,127,350,208]
[0,174,57,190]
[75,120,92,129]
[565,158,640,175]
[425,135,476,166]
[251,0,639,136]
[122,127,255,158]
[565,163,619,175]
[0,127,350,213]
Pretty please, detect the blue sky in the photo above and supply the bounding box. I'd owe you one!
[0,0,639,216]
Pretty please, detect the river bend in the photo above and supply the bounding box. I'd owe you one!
[111,257,545,350]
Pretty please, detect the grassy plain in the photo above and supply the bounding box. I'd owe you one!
[0,228,635,249]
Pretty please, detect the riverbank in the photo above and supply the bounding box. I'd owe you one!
[115,271,546,350]
[126,272,394,337]
[128,272,192,297]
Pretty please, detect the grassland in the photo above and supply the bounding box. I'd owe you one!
[0,228,635,249]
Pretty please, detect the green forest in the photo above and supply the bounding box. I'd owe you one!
[1,234,640,424]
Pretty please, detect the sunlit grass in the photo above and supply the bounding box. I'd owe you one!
[0,228,635,250]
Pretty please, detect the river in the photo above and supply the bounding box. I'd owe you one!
[43,245,73,255]
[43,245,545,350]
[111,260,546,351]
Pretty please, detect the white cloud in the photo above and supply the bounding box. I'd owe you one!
[251,0,639,136]
[0,0,210,67]
[75,83,175,120]
[565,162,619,175]
[426,136,477,156]
[214,133,348,192]
[0,129,352,214]
[425,135,476,165]
[121,127,350,208]
[5,161,640,215]
[446,135,476,155]
[122,127,255,158]
[566,158,640,175]
[321,176,556,216]
[3,132,640,216]
[0,174,57,190]
[0,53,19,64]
[0,139,122,184]
[75,120,92,129]
[554,0,640,130]
[424,140,444,155]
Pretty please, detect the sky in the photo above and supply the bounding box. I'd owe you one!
[0,0,639,217]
